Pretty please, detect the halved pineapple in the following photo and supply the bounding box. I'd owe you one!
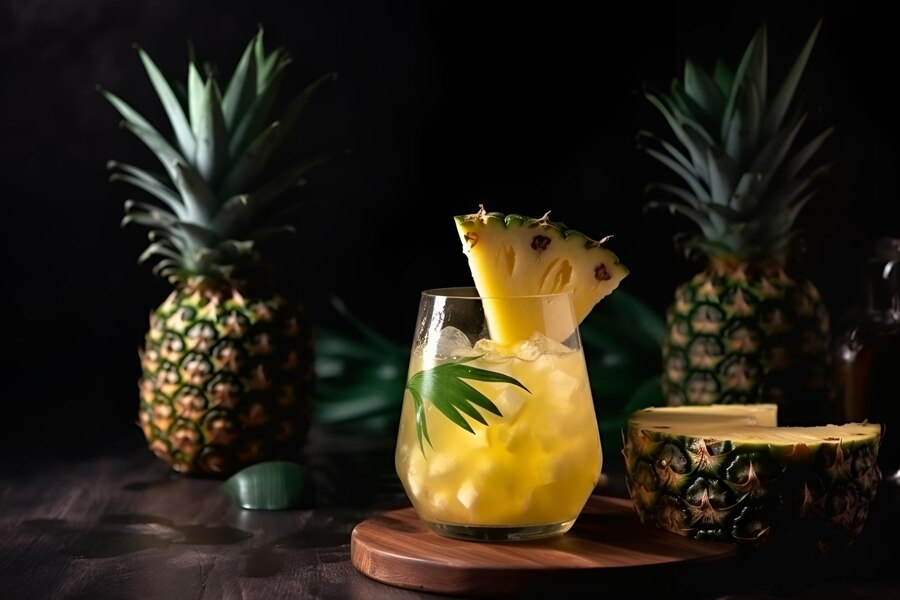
[454,205,628,344]
[623,404,882,556]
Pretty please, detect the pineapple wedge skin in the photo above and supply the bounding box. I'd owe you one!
[623,404,882,557]
[454,207,628,344]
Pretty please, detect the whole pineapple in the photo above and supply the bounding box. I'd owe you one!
[102,30,333,474]
[641,20,833,425]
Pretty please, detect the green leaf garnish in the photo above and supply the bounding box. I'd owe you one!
[405,356,530,455]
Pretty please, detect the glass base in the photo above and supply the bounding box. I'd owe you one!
[425,519,575,542]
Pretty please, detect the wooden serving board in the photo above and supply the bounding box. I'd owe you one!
[351,495,737,597]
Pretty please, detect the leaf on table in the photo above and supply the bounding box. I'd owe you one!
[222,461,309,510]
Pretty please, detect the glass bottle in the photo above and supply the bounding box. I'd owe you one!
[832,237,900,484]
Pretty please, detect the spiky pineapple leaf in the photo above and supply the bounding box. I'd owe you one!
[187,60,205,131]
[712,58,733,96]
[763,18,822,140]
[172,160,218,222]
[193,76,229,184]
[213,152,335,235]
[222,35,258,130]
[118,119,184,189]
[646,92,712,183]
[784,126,833,181]
[641,146,711,204]
[721,24,766,143]
[219,122,282,198]
[137,46,196,159]
[405,356,528,454]
[684,57,725,122]
[229,57,291,157]
[109,162,186,218]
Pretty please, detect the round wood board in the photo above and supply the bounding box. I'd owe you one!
[351,495,738,597]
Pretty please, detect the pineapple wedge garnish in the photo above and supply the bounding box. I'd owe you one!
[455,205,628,345]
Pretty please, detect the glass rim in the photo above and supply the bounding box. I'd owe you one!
[421,286,574,301]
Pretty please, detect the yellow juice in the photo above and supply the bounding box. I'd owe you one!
[395,342,602,528]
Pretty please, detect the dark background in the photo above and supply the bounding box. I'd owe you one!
[1,0,897,452]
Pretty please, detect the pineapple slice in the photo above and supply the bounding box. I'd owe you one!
[454,205,628,344]
[623,404,883,556]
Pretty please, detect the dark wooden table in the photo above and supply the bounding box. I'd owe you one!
[2,425,899,599]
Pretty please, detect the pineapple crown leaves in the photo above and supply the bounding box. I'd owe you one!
[639,18,834,262]
[100,27,337,284]
[405,356,529,455]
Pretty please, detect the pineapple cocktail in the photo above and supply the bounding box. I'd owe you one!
[395,288,601,541]
[395,207,628,541]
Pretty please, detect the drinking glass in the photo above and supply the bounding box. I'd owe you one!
[394,287,602,542]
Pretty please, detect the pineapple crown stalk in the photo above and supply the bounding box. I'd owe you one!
[100,27,335,287]
[639,19,833,264]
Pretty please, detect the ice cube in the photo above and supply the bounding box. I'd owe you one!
[427,452,458,478]
[534,453,572,485]
[513,339,541,361]
[451,347,483,359]
[429,326,472,359]
[429,490,452,514]
[493,387,528,421]
[548,369,581,403]
[492,420,532,453]
[527,331,574,356]
[473,338,511,363]
[457,480,479,510]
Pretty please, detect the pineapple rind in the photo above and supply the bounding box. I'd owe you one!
[139,287,314,475]
[662,265,831,426]
[623,404,882,556]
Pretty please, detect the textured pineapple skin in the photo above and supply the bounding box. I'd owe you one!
[623,421,882,556]
[661,262,832,426]
[138,287,314,475]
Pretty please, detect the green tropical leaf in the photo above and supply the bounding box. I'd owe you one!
[312,296,409,436]
[405,356,528,454]
[222,461,309,510]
